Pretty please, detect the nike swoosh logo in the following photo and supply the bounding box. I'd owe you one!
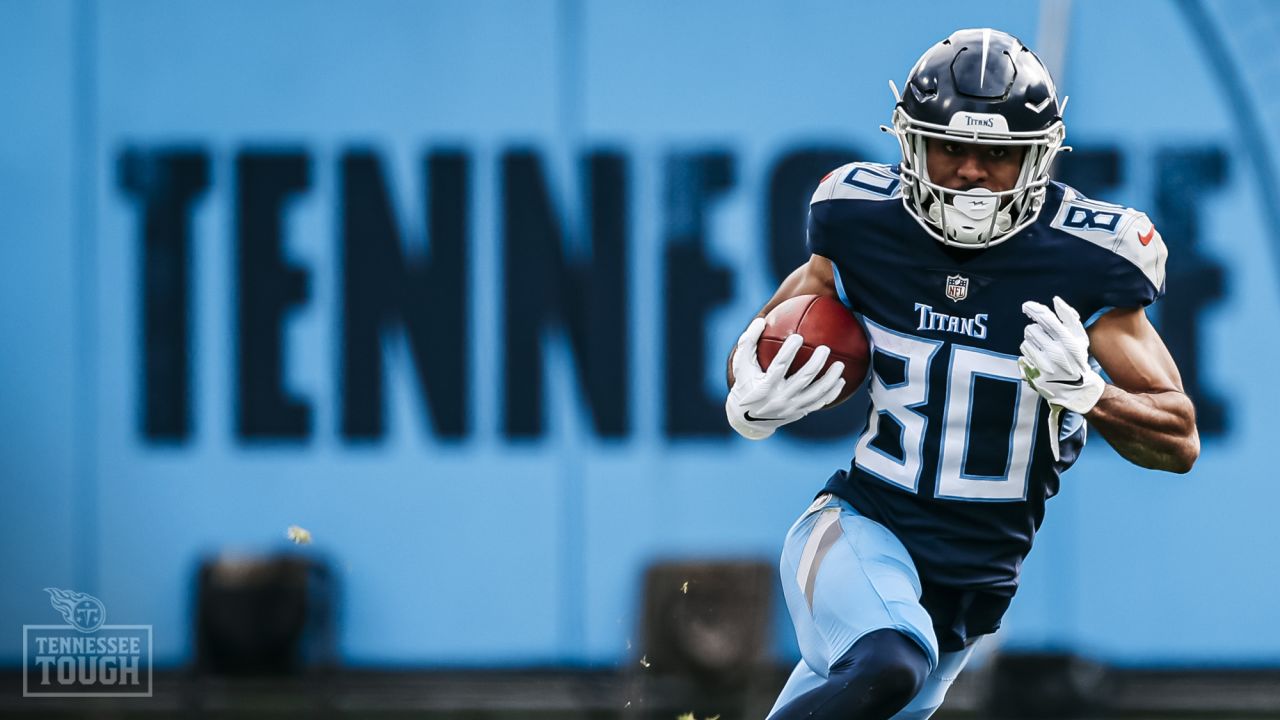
[1138,226,1156,246]
[744,411,785,423]
[1058,375,1086,387]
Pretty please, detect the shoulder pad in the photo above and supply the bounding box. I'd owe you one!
[811,162,902,205]
[1048,187,1167,289]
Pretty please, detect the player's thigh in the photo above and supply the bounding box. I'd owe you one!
[779,494,939,675]
[890,641,980,720]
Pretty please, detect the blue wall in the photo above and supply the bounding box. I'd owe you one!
[1,0,1275,668]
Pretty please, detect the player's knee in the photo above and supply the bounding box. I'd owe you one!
[830,629,929,712]
[864,657,926,710]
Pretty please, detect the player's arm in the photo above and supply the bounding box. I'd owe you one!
[1083,307,1199,473]
[726,253,839,388]
[753,253,841,318]
[1019,298,1199,473]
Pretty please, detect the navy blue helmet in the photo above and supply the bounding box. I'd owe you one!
[885,28,1069,247]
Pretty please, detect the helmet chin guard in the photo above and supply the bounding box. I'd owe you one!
[925,188,1014,245]
[883,28,1070,249]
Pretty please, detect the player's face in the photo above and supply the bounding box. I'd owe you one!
[925,139,1026,193]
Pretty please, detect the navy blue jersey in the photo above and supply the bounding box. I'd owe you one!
[807,162,1167,645]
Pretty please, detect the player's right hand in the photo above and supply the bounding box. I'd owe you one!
[725,317,846,440]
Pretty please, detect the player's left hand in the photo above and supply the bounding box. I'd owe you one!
[1019,297,1106,459]
[1018,296,1105,413]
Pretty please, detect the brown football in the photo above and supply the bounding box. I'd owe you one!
[756,294,869,406]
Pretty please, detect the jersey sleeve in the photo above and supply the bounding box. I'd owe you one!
[1048,191,1168,310]
[806,202,837,259]
[805,162,902,259]
[805,163,855,260]
[1095,211,1167,309]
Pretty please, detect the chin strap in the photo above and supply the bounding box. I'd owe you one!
[926,188,1013,246]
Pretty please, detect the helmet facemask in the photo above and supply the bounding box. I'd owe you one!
[884,83,1068,249]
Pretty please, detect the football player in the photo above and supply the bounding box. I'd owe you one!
[725,28,1199,720]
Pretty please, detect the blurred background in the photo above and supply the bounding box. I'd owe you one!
[3,0,1279,717]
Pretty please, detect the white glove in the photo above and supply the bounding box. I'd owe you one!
[725,317,846,440]
[1018,296,1106,461]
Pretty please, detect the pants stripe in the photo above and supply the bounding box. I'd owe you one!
[796,508,842,611]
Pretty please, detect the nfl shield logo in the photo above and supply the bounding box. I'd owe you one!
[945,275,969,302]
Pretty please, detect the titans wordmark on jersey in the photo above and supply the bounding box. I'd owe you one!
[807,162,1166,647]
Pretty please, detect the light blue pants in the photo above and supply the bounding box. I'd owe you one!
[768,494,979,719]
